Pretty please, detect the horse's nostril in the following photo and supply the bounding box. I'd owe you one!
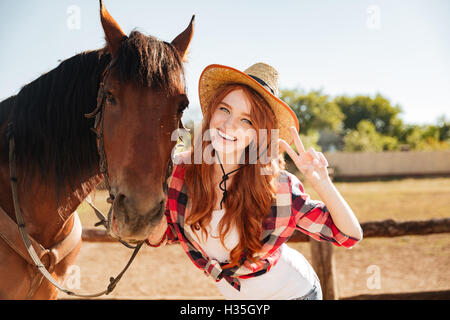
[114,193,130,222]
[149,199,165,220]
[115,193,125,208]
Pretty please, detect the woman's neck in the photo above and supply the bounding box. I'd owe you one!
[214,162,238,176]
[213,150,245,176]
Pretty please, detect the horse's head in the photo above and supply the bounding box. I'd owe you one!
[94,1,193,242]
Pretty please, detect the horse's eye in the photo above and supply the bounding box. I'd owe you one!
[178,99,189,115]
[105,91,117,105]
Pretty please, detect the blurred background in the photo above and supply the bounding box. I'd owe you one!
[1,0,448,299]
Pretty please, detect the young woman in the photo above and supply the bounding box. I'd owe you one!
[146,63,363,300]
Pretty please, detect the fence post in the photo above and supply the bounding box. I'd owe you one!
[310,240,338,300]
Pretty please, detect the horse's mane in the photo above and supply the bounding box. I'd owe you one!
[0,30,184,197]
[114,30,185,94]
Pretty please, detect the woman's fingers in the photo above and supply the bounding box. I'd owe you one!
[281,129,330,181]
[308,147,321,167]
[279,139,299,161]
[318,152,329,168]
[280,139,312,175]
[289,126,306,155]
[307,148,329,169]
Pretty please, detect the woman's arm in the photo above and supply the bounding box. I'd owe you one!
[279,127,363,241]
[310,176,363,240]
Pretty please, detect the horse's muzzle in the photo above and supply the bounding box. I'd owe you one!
[111,193,165,241]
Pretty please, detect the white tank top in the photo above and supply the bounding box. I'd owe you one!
[186,209,318,299]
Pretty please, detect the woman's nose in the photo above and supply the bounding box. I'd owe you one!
[223,115,237,129]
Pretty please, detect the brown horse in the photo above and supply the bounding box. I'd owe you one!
[0,1,194,299]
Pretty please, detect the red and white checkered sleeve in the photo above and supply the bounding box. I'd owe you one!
[289,173,362,249]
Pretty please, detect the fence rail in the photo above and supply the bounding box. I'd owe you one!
[290,217,450,242]
[81,218,450,242]
[324,150,450,179]
[81,217,450,300]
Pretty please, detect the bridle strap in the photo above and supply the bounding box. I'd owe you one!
[85,67,113,200]
[84,65,140,249]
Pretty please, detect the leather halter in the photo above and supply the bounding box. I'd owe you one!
[0,204,82,298]
[84,63,140,249]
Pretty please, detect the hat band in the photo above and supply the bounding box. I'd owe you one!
[248,75,275,95]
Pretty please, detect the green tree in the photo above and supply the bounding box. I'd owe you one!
[281,88,450,152]
[334,93,404,136]
[343,120,398,152]
[281,88,344,134]
[436,114,450,141]
[402,123,450,150]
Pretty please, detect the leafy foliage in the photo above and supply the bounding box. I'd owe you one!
[280,88,449,152]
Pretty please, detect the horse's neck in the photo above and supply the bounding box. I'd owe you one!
[0,159,102,248]
[29,175,104,248]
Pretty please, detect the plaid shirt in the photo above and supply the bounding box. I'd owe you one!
[147,164,362,291]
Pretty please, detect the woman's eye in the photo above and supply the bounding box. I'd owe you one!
[220,106,230,113]
[242,118,253,126]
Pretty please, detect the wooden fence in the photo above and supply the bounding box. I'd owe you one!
[324,150,450,179]
[81,217,450,300]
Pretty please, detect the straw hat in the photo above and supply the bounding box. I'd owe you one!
[198,63,299,145]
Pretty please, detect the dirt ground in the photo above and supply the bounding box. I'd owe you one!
[58,232,450,300]
[59,177,450,299]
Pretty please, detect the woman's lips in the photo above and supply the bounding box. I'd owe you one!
[217,129,237,141]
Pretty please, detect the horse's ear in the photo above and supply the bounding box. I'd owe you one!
[171,15,195,62]
[99,0,127,58]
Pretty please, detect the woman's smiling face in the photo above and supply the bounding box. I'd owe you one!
[209,89,257,158]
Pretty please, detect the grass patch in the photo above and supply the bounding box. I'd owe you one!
[300,176,450,223]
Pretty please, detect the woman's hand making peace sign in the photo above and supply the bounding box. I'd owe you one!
[279,126,363,241]
[279,126,331,187]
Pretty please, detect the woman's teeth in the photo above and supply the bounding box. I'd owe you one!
[218,130,237,141]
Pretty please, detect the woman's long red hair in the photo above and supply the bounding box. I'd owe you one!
[184,83,286,268]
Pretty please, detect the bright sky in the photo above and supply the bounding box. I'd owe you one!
[1,0,449,126]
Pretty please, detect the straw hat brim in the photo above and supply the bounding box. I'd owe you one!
[198,64,299,145]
